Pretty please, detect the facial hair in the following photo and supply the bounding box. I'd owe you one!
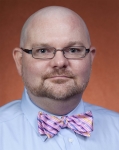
[22,68,90,101]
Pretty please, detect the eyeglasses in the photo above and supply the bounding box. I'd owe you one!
[21,46,90,59]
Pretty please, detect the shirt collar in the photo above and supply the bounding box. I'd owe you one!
[21,89,85,141]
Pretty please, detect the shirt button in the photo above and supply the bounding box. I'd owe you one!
[69,138,73,143]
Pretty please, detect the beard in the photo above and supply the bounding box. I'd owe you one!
[22,68,89,101]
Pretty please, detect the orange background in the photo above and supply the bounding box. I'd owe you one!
[0,0,119,112]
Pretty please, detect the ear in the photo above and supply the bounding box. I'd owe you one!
[90,46,96,62]
[13,47,23,76]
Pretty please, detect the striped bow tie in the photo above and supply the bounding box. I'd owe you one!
[37,111,93,138]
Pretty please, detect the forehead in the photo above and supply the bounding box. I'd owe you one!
[24,14,89,47]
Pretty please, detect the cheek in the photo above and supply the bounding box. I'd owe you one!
[71,58,92,80]
[22,59,46,81]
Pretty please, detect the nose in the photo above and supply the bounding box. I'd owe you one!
[50,50,69,69]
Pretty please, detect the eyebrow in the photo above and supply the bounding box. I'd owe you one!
[32,41,84,48]
[65,41,84,47]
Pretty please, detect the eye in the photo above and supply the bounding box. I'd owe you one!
[36,48,48,53]
[69,48,81,53]
[70,48,77,53]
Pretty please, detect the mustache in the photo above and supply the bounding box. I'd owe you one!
[42,69,75,79]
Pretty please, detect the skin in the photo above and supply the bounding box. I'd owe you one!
[13,6,96,115]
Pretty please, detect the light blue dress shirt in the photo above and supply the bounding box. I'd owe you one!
[0,89,119,150]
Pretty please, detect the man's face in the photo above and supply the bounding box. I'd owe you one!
[20,17,95,101]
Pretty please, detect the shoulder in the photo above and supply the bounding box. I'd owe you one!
[0,100,23,123]
[83,101,119,118]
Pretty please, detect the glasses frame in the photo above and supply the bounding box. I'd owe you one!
[21,46,90,59]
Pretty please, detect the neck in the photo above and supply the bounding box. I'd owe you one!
[27,91,82,116]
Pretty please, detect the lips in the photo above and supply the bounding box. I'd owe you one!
[48,75,72,78]
[42,69,75,80]
[46,76,71,84]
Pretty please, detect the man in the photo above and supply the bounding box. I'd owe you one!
[0,6,119,150]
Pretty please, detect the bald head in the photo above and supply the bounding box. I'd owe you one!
[20,6,91,48]
[13,6,95,113]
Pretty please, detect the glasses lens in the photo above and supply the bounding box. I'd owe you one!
[33,47,55,59]
[64,46,86,58]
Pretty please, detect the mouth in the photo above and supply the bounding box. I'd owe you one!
[48,76,72,79]
[42,70,75,80]
[44,75,73,84]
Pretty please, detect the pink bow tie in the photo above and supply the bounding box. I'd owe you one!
[37,111,93,138]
